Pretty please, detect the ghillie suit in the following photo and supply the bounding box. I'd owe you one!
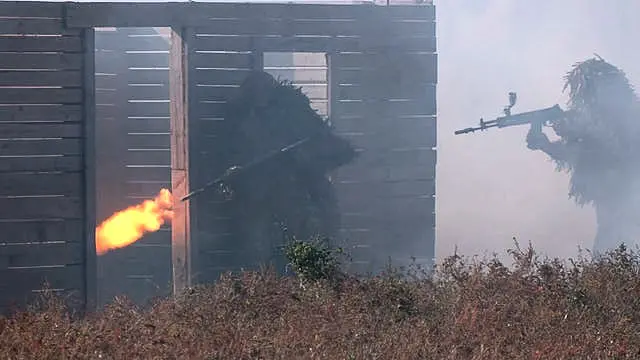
[526,56,640,253]
[208,71,356,270]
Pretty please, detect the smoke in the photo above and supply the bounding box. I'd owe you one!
[435,0,640,261]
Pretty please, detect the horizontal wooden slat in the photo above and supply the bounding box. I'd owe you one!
[194,34,434,53]
[0,37,82,53]
[333,52,437,69]
[336,148,436,182]
[194,68,252,85]
[127,85,169,101]
[335,117,437,149]
[0,242,84,268]
[0,2,64,18]
[194,35,427,53]
[126,101,170,117]
[126,118,170,133]
[193,18,434,37]
[95,74,119,89]
[95,89,119,105]
[337,83,434,101]
[192,52,255,69]
[0,197,83,219]
[0,105,82,122]
[335,179,435,204]
[120,35,172,52]
[0,88,82,104]
[0,70,82,87]
[126,52,170,68]
[0,156,82,173]
[65,3,435,27]
[125,181,170,197]
[127,69,169,84]
[0,53,83,70]
[0,173,82,197]
[126,167,170,182]
[134,229,171,246]
[0,220,82,244]
[126,150,170,167]
[0,122,81,138]
[0,18,80,36]
[193,85,245,101]
[126,134,170,149]
[95,55,126,74]
[0,139,82,156]
[338,194,435,219]
[266,68,327,83]
[332,54,437,85]
[336,99,436,117]
[198,119,226,135]
[0,264,84,293]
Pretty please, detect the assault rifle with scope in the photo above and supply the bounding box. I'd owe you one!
[454,92,572,135]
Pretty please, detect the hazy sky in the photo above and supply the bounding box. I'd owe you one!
[436,0,640,260]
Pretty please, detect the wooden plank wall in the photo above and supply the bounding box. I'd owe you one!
[94,27,172,306]
[188,4,437,279]
[0,2,91,312]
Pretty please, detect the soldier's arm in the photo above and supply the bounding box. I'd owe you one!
[526,127,577,164]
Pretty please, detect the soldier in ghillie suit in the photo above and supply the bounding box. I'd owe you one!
[526,56,640,253]
[211,71,356,270]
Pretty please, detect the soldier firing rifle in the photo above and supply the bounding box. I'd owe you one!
[455,56,640,254]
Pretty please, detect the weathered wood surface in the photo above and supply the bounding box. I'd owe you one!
[0,265,85,294]
[0,242,84,269]
[0,37,83,53]
[0,220,83,245]
[0,1,65,18]
[0,106,82,122]
[65,2,435,28]
[0,71,83,87]
[0,173,82,197]
[0,6,90,313]
[170,26,195,292]
[0,19,81,36]
[0,88,82,104]
[327,47,437,271]
[0,156,82,173]
[82,28,98,312]
[94,28,172,307]
[0,53,83,70]
[0,139,82,156]
[192,35,435,53]
[0,197,83,219]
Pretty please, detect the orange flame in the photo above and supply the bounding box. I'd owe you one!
[95,189,174,256]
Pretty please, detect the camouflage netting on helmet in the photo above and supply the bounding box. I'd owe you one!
[202,71,356,270]
[551,56,640,205]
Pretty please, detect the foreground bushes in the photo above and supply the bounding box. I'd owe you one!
[2,243,640,359]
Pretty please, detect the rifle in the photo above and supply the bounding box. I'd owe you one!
[180,138,309,202]
[454,92,569,135]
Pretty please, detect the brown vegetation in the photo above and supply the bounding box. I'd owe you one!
[2,243,640,359]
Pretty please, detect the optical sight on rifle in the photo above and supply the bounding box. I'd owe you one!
[454,92,568,135]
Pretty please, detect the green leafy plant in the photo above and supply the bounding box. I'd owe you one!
[283,237,345,284]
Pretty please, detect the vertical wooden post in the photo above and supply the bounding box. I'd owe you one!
[169,26,193,294]
[82,28,98,312]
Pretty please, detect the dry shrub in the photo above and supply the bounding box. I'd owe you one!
[2,243,640,359]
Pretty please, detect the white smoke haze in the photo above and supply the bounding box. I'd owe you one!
[435,0,640,262]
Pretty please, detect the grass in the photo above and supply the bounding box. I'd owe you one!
[2,242,640,359]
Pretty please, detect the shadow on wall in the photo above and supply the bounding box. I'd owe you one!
[435,0,640,261]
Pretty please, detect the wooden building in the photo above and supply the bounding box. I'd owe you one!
[0,1,437,311]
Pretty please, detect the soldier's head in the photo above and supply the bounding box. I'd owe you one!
[236,71,279,108]
[564,56,637,115]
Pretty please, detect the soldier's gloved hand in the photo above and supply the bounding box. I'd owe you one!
[526,128,550,150]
